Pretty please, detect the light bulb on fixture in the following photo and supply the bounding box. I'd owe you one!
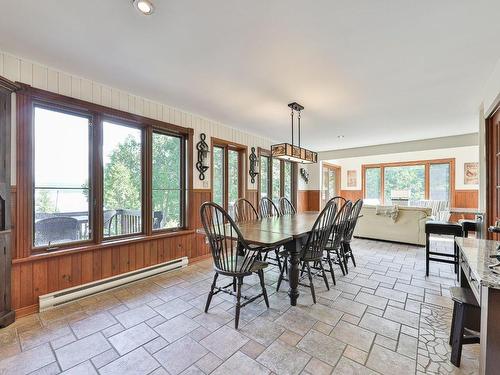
[133,0,155,15]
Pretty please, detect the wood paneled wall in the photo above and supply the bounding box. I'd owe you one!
[297,190,320,212]
[451,189,479,221]
[340,190,363,202]
[11,189,213,316]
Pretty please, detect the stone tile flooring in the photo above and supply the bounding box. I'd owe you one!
[0,237,480,374]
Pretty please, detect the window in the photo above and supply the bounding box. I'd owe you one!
[383,165,425,204]
[152,132,184,230]
[213,146,225,207]
[24,88,190,252]
[33,107,91,247]
[103,121,143,237]
[258,149,297,206]
[364,167,381,205]
[260,155,270,199]
[363,159,454,205]
[321,163,340,208]
[212,140,245,217]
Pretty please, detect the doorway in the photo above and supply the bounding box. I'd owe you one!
[321,162,341,208]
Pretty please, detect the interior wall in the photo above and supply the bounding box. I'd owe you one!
[0,50,273,192]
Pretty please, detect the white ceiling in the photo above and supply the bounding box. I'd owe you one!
[1,1,500,151]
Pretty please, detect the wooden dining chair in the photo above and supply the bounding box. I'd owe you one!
[324,200,353,283]
[200,202,269,329]
[276,199,337,303]
[234,198,259,223]
[259,197,280,218]
[279,197,296,215]
[342,199,363,273]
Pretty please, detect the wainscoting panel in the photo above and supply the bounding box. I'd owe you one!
[340,190,363,202]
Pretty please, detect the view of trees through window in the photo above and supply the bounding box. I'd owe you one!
[272,158,281,201]
[228,150,240,217]
[364,161,452,205]
[284,161,292,201]
[384,165,425,204]
[260,155,270,198]
[103,121,142,237]
[213,146,224,207]
[33,107,91,247]
[152,132,183,230]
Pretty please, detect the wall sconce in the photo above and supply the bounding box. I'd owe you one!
[249,147,259,184]
[300,167,309,184]
[196,133,210,180]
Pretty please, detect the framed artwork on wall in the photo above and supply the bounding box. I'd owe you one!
[464,162,479,185]
[347,170,357,187]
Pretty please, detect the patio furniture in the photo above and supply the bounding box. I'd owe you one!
[324,200,353,280]
[459,219,481,238]
[410,199,450,221]
[342,199,363,272]
[153,211,163,229]
[234,198,259,223]
[103,210,117,236]
[279,197,296,215]
[34,217,80,247]
[425,220,463,279]
[259,197,280,218]
[276,200,337,303]
[200,202,269,329]
[449,286,480,367]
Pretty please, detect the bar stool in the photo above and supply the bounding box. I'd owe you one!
[449,287,480,367]
[425,221,463,280]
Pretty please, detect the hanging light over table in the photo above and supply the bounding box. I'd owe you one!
[271,102,317,164]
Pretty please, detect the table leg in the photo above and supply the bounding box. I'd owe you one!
[285,238,301,306]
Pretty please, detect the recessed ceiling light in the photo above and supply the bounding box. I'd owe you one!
[133,0,155,15]
[337,135,345,139]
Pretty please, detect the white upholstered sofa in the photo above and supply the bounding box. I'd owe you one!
[354,205,432,246]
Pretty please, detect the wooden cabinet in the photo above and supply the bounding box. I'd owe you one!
[0,77,16,327]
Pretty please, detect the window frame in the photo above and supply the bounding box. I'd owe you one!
[31,101,95,249]
[211,137,246,213]
[361,158,455,206]
[19,86,193,254]
[257,148,297,207]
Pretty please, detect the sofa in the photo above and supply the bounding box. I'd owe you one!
[354,205,432,246]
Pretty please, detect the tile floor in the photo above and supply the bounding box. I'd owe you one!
[0,237,480,375]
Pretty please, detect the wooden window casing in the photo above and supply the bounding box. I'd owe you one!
[361,158,456,206]
[16,85,193,256]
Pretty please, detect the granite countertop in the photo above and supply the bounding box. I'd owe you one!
[456,237,500,289]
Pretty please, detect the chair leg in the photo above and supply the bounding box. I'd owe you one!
[335,248,346,276]
[341,244,349,274]
[349,243,357,267]
[233,277,236,292]
[319,261,330,290]
[276,257,287,291]
[205,273,218,313]
[300,261,306,277]
[275,249,283,273]
[235,276,243,329]
[258,270,270,308]
[326,254,336,286]
[450,303,465,367]
[306,262,316,304]
[449,301,457,346]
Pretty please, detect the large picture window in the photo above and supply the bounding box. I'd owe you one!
[362,159,454,205]
[33,106,92,247]
[25,88,190,252]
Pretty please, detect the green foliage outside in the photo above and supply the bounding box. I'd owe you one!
[383,165,425,203]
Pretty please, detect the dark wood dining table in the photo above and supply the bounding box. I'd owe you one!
[199,212,321,306]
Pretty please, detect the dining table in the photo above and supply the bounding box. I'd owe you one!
[199,212,321,306]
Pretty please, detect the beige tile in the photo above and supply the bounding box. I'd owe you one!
[70,312,117,339]
[60,360,97,375]
[100,347,159,375]
[359,313,400,340]
[274,308,317,335]
[366,344,416,375]
[0,343,55,375]
[330,321,375,352]
[257,340,310,375]
[343,345,368,365]
[114,305,157,328]
[278,330,303,347]
[200,325,249,360]
[240,339,266,359]
[213,351,270,375]
[304,357,332,375]
[333,357,378,374]
[154,314,199,343]
[239,317,285,346]
[55,332,111,370]
[108,322,158,355]
[195,352,223,374]
[154,336,208,375]
[297,330,345,367]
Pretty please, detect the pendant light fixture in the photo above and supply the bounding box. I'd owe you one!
[271,102,317,164]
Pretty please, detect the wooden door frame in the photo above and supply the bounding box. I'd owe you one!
[486,105,500,239]
[321,162,341,207]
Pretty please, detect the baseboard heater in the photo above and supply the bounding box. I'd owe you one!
[39,257,188,312]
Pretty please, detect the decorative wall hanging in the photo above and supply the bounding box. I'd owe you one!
[196,133,210,180]
[347,170,357,187]
[464,162,479,185]
[271,102,318,164]
[300,168,309,184]
[249,147,259,183]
